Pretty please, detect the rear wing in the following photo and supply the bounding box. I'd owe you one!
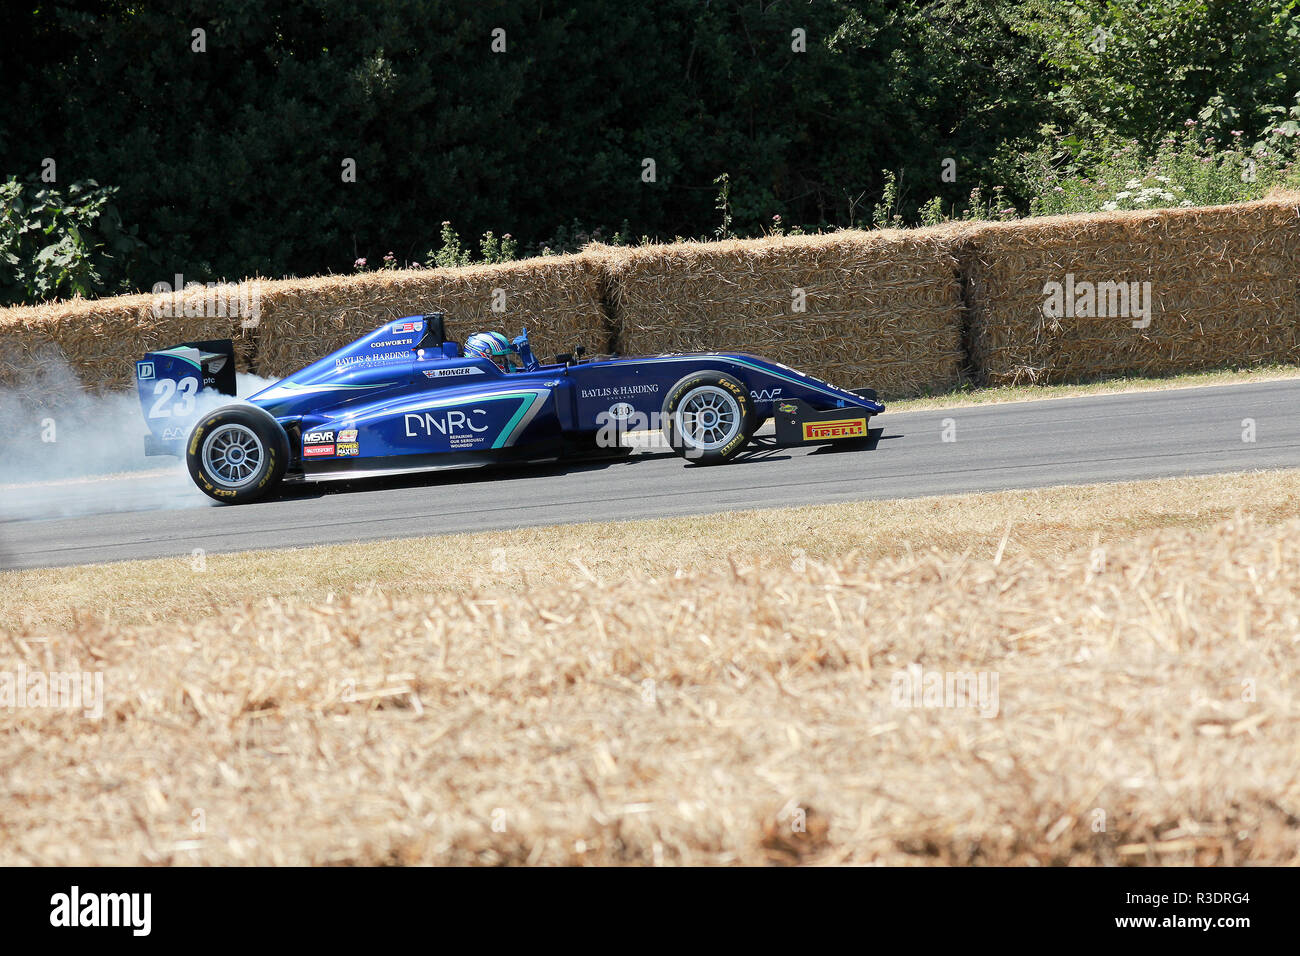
[135,339,237,456]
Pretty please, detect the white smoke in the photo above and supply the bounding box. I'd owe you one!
[0,351,278,521]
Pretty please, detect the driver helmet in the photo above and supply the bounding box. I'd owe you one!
[464,331,515,371]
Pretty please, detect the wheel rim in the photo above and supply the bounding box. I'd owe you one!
[675,385,741,451]
[202,423,264,488]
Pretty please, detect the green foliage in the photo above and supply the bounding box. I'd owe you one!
[1022,0,1300,148]
[917,196,946,227]
[350,226,516,272]
[608,220,633,246]
[888,0,1055,220]
[870,171,902,229]
[713,174,734,240]
[0,177,143,305]
[426,222,472,270]
[1019,126,1294,216]
[478,231,517,265]
[3,0,1300,302]
[4,0,1016,291]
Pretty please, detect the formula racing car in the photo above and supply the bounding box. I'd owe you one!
[134,313,884,503]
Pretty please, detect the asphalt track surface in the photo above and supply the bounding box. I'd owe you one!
[4,379,1300,570]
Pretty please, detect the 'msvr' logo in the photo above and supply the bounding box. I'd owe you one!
[405,409,490,437]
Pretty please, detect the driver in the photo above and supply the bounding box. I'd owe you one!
[464,331,517,372]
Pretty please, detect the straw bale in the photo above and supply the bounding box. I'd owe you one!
[599,229,965,396]
[0,288,257,391]
[9,192,1300,398]
[965,194,1300,384]
[252,255,610,378]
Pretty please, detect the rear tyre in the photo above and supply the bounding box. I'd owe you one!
[661,371,757,464]
[186,404,289,504]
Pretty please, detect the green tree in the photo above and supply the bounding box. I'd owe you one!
[0,178,143,305]
[1023,0,1300,148]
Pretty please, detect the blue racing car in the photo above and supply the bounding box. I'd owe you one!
[135,312,884,503]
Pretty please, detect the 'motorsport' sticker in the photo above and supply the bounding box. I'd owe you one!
[303,444,335,457]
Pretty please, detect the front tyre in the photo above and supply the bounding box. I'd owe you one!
[662,371,757,464]
[186,404,289,504]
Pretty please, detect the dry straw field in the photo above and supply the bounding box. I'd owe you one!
[3,474,1299,866]
[4,191,1299,397]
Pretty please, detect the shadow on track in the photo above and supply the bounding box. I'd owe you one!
[268,429,861,503]
[271,450,635,503]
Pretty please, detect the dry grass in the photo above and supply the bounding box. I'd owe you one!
[3,472,1300,866]
[887,363,1300,413]
[963,192,1300,386]
[8,469,1300,636]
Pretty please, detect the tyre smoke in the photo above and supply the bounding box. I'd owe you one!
[0,350,277,521]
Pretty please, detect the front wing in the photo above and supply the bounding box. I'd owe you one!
[772,398,876,446]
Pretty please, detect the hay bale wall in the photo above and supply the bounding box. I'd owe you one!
[251,254,610,379]
[0,256,610,389]
[0,289,257,391]
[965,195,1300,385]
[6,196,1300,398]
[602,231,965,396]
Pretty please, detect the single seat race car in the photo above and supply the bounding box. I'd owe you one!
[135,312,884,503]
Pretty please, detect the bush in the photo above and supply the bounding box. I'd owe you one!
[0,178,143,305]
[1021,126,1294,217]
